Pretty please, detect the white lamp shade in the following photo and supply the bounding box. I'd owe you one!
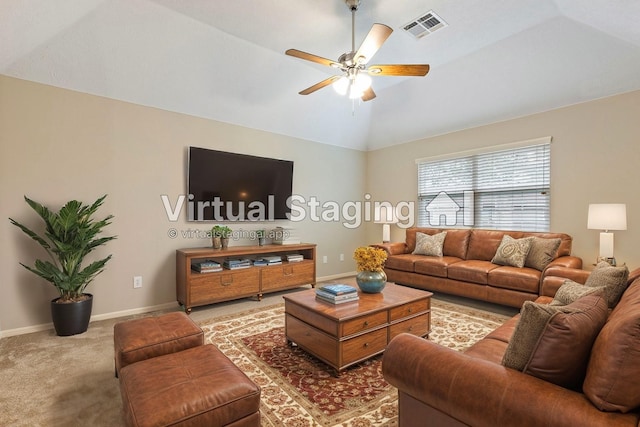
[587,204,627,231]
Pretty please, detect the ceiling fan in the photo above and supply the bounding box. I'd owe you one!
[285,0,430,102]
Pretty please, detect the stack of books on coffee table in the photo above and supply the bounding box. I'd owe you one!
[315,284,359,305]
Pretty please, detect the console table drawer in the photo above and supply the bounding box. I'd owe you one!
[261,261,315,291]
[342,328,387,365]
[389,298,430,322]
[389,312,430,340]
[341,311,387,336]
[190,269,260,304]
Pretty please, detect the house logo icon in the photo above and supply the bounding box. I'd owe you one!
[425,191,474,227]
[425,192,460,226]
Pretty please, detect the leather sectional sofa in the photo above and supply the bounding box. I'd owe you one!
[382,266,640,427]
[374,227,582,308]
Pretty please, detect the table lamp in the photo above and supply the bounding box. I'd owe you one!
[375,204,397,243]
[587,203,627,265]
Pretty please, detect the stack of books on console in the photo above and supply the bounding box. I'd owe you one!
[315,284,359,305]
[286,254,304,263]
[223,258,252,270]
[261,256,283,265]
[192,260,222,273]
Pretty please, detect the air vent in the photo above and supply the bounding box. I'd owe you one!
[403,10,447,39]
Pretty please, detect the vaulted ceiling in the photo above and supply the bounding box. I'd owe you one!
[3,0,640,151]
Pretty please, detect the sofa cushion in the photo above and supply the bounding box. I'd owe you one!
[583,278,640,412]
[447,260,499,285]
[525,237,561,271]
[550,279,603,306]
[502,291,608,390]
[384,254,420,273]
[466,230,513,261]
[412,231,447,256]
[491,235,533,268]
[487,266,541,293]
[585,261,630,309]
[414,256,462,278]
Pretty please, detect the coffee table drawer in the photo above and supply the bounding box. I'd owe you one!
[341,311,387,336]
[342,328,387,365]
[389,312,430,340]
[286,315,338,366]
[389,298,430,322]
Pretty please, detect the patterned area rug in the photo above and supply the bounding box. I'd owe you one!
[199,298,510,427]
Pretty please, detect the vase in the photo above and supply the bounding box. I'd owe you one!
[355,270,387,293]
[221,238,229,249]
[212,237,222,249]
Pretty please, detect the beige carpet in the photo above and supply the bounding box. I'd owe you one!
[0,296,511,427]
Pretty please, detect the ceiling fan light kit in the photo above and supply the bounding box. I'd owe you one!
[285,0,430,102]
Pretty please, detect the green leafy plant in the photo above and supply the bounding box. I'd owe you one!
[9,195,116,302]
[211,225,232,238]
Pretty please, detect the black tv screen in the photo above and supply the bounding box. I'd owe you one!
[187,147,294,221]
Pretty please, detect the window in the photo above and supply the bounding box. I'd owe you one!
[417,138,551,231]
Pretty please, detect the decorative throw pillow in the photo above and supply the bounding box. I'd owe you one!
[550,279,604,306]
[523,291,608,390]
[503,291,608,389]
[491,235,533,268]
[585,261,629,308]
[525,237,561,271]
[412,231,447,257]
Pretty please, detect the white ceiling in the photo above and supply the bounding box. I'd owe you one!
[3,0,640,151]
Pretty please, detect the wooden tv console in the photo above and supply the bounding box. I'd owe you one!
[176,243,316,313]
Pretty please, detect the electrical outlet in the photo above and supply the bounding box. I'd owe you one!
[339,253,344,261]
[322,256,328,264]
[133,276,142,289]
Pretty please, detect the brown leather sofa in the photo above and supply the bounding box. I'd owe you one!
[375,228,582,308]
[382,268,640,427]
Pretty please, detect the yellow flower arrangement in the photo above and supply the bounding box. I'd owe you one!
[353,246,388,272]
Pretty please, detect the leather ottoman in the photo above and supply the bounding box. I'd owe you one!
[119,344,261,427]
[114,312,203,376]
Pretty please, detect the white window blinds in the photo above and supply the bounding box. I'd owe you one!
[417,141,550,231]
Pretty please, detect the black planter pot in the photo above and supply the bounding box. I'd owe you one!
[50,293,93,336]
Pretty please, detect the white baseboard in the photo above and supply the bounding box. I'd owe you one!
[0,301,180,339]
[0,274,357,338]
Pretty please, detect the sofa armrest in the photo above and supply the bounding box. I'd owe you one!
[382,334,639,427]
[540,265,591,297]
[547,255,583,269]
[371,242,407,256]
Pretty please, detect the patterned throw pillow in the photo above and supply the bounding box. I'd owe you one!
[491,235,533,268]
[550,279,604,306]
[412,231,447,257]
[525,237,561,271]
[503,291,608,389]
[585,261,630,308]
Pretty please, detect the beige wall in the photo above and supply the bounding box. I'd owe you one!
[2,75,639,334]
[366,90,640,269]
[0,76,367,334]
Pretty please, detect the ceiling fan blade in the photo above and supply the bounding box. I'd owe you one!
[299,76,341,95]
[285,49,340,68]
[361,87,376,102]
[367,64,430,76]
[354,23,393,65]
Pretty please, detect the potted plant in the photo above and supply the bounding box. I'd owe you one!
[256,229,266,246]
[211,225,232,249]
[9,195,116,336]
[353,246,388,294]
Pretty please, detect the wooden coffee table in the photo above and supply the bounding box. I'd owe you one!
[283,283,432,375]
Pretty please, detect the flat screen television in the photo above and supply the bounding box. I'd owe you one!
[187,147,294,221]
